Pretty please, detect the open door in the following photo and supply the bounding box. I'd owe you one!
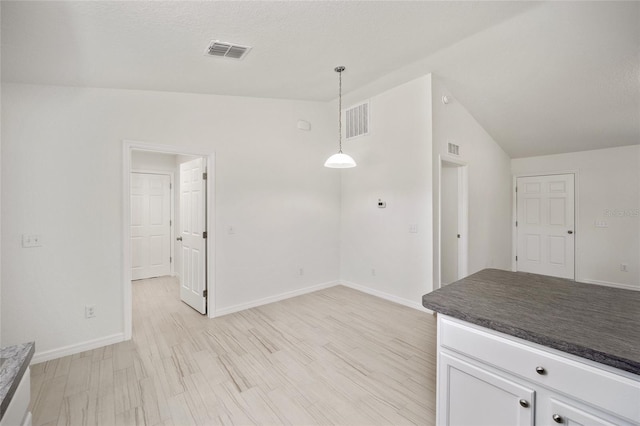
[178,157,207,314]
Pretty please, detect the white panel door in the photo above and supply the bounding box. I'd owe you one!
[516,174,575,279]
[131,173,171,280]
[179,158,207,314]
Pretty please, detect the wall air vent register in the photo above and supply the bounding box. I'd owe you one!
[345,101,370,140]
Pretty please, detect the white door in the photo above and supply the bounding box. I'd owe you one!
[131,173,172,280]
[516,174,575,279]
[439,352,535,426]
[178,158,207,314]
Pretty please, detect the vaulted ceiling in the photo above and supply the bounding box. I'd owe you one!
[2,1,638,158]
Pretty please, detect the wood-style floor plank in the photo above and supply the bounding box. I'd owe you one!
[30,277,437,425]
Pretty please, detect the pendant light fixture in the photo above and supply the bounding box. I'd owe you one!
[324,66,356,168]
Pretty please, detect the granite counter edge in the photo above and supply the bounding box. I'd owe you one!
[0,342,35,420]
[422,299,640,376]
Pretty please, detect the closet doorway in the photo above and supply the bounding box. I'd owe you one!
[439,159,468,287]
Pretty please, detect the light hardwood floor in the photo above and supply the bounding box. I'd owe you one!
[30,277,437,425]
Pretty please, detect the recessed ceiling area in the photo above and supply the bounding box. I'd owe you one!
[2,1,638,158]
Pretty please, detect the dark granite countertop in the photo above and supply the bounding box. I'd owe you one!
[0,342,35,421]
[422,269,640,376]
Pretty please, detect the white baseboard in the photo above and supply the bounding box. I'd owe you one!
[31,333,126,364]
[340,280,433,314]
[579,278,639,291]
[213,280,340,317]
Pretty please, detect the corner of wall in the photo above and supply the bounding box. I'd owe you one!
[431,75,513,287]
[339,74,435,307]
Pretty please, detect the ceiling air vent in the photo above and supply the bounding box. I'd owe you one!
[345,101,370,140]
[448,142,460,156]
[205,40,252,60]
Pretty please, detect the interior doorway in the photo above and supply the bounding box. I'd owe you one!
[123,141,215,340]
[439,159,468,287]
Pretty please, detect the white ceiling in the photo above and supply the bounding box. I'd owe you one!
[2,1,638,158]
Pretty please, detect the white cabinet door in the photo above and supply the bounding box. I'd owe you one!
[516,174,575,279]
[439,353,535,426]
[131,173,172,280]
[178,158,207,314]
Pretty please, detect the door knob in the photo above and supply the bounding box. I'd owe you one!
[552,414,563,423]
[519,399,529,408]
[535,366,546,375]
[567,230,573,234]
[176,236,183,241]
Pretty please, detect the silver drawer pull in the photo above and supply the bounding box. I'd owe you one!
[519,399,529,408]
[552,414,563,423]
[535,366,546,375]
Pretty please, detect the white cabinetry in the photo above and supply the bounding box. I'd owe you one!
[0,367,31,426]
[437,315,640,426]
[440,352,534,425]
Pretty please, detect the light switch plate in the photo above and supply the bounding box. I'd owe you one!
[22,234,42,248]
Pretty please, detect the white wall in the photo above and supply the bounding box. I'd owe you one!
[131,150,180,172]
[432,75,513,287]
[1,83,340,356]
[512,145,640,289]
[340,75,434,309]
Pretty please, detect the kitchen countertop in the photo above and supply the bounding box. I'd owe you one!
[422,269,640,376]
[0,342,35,421]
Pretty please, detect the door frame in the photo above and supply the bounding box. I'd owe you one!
[123,140,215,340]
[435,155,469,289]
[130,170,175,278]
[512,170,579,279]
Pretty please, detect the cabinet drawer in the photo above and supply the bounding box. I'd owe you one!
[439,316,640,423]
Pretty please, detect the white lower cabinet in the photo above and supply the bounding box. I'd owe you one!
[440,352,535,426]
[437,315,640,426]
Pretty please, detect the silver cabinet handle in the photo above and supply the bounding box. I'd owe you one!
[552,414,563,423]
[536,366,546,375]
[519,399,529,408]
[567,230,573,234]
[176,236,183,241]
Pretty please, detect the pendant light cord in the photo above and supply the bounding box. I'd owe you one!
[338,68,343,153]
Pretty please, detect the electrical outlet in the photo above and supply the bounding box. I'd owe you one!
[620,264,628,272]
[371,268,376,276]
[85,305,96,319]
[299,268,304,276]
[409,224,418,233]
